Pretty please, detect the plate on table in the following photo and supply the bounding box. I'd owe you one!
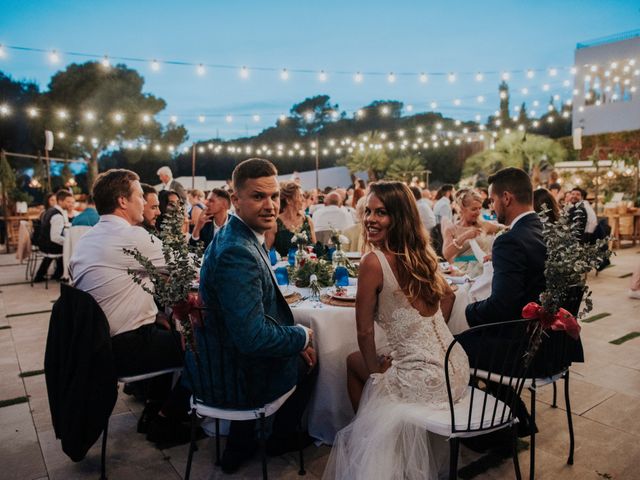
[345,251,362,260]
[327,286,357,301]
[279,285,297,298]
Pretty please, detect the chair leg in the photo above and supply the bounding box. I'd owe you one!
[184,408,197,480]
[100,421,108,480]
[564,371,575,465]
[448,437,459,480]
[551,381,558,408]
[259,413,268,480]
[529,383,536,480]
[511,425,522,480]
[297,428,306,476]
[215,418,221,465]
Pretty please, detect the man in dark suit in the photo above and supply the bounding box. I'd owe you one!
[189,158,317,473]
[465,167,545,328]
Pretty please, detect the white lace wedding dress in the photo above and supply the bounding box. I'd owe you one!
[323,250,470,480]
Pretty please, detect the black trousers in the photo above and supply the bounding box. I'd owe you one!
[226,355,319,452]
[35,256,63,280]
[112,324,188,416]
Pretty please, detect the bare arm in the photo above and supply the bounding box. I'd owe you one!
[355,252,384,375]
[440,283,456,323]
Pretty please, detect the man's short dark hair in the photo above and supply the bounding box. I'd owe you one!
[548,182,561,192]
[93,169,139,215]
[55,189,73,203]
[140,183,157,199]
[210,187,231,207]
[232,158,277,192]
[409,185,422,201]
[435,184,454,200]
[488,167,532,204]
[571,187,587,198]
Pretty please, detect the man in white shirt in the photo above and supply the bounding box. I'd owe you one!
[410,186,436,232]
[312,191,355,232]
[189,188,230,250]
[70,169,187,446]
[433,184,454,225]
[34,190,74,282]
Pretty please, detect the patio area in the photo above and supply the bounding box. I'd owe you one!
[1,247,639,480]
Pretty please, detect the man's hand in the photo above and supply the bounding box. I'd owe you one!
[155,311,171,330]
[300,346,317,371]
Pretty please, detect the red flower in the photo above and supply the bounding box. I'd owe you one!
[521,302,581,340]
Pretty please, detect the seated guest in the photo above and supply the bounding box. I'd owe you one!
[34,190,75,282]
[140,183,161,233]
[548,182,563,204]
[157,165,186,202]
[312,191,354,233]
[187,189,206,232]
[410,185,436,232]
[70,169,188,445]
[156,190,184,232]
[533,188,560,223]
[189,188,230,251]
[190,158,316,473]
[568,187,597,242]
[442,189,501,269]
[71,195,99,227]
[269,181,316,258]
[433,184,454,225]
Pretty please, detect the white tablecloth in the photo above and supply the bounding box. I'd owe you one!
[290,288,387,445]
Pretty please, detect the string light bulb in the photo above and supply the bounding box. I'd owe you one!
[240,66,249,78]
[27,107,38,118]
[0,104,10,116]
[101,56,110,69]
[447,72,456,83]
[151,59,160,71]
[225,115,233,123]
[198,115,206,123]
[280,68,289,80]
[318,70,327,82]
[354,72,363,83]
[387,72,396,83]
[0,45,5,58]
[196,64,206,76]
[419,72,428,83]
[252,114,261,122]
[170,115,178,123]
[49,50,60,64]
[475,72,484,82]
[526,69,535,79]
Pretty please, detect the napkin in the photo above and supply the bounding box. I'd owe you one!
[469,239,487,263]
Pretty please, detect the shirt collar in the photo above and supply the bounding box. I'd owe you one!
[510,210,536,229]
[100,214,132,227]
[54,205,65,214]
[234,214,266,246]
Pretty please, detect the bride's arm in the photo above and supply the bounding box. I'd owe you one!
[440,283,456,323]
[355,253,385,375]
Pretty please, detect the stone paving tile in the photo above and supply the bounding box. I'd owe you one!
[532,375,617,415]
[0,402,48,480]
[582,392,640,437]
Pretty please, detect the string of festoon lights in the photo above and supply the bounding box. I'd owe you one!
[0,44,585,85]
[0,74,580,128]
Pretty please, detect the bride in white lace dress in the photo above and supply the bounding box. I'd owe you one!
[323,182,470,480]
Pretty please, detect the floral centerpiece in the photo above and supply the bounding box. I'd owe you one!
[288,258,334,287]
[523,205,612,365]
[123,205,203,351]
[291,230,310,267]
[329,226,350,267]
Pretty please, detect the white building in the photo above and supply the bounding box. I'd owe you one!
[572,29,640,135]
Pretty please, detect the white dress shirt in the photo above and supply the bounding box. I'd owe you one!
[433,197,453,225]
[311,205,355,232]
[70,215,165,337]
[583,201,598,234]
[416,198,437,231]
[510,210,536,229]
[49,205,68,246]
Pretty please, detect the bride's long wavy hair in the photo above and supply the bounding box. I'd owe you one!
[364,181,448,307]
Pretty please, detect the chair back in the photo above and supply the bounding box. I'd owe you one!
[445,319,535,436]
[315,230,332,245]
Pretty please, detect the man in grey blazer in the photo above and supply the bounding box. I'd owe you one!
[157,165,186,202]
[191,158,317,473]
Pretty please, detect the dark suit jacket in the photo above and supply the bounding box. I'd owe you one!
[185,215,306,408]
[462,213,583,377]
[465,213,546,327]
[44,284,117,461]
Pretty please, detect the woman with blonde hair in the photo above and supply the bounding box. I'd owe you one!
[442,188,502,269]
[324,181,469,480]
[269,181,317,257]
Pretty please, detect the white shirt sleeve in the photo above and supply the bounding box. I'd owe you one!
[297,325,311,349]
[49,213,66,246]
[584,201,598,233]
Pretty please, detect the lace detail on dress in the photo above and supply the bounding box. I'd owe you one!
[370,249,469,408]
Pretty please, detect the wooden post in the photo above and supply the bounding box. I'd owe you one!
[191,144,196,189]
[315,136,319,191]
[44,148,52,192]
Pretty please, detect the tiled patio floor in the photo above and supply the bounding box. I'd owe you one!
[1,247,639,479]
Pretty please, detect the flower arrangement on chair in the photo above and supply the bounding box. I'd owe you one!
[123,204,203,351]
[523,205,612,365]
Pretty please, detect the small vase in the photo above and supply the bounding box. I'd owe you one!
[294,244,307,267]
[332,243,348,268]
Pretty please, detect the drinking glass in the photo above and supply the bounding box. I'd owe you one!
[275,266,289,287]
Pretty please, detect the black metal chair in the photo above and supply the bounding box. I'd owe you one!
[425,319,539,480]
[181,307,306,480]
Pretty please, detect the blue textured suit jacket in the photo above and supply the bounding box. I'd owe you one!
[185,215,306,408]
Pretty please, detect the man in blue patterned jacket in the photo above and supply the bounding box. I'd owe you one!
[190,158,316,473]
